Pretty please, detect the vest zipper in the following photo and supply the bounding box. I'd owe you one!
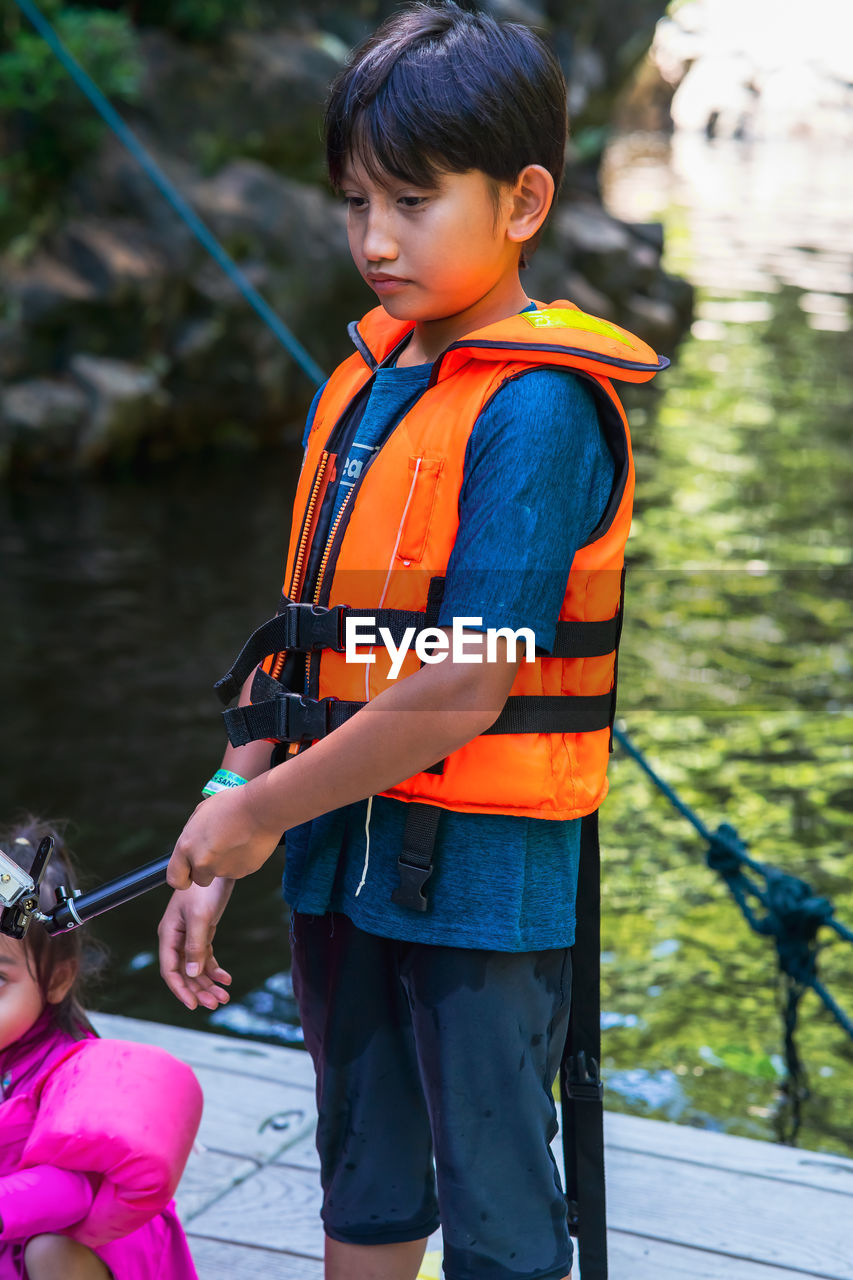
[271,449,333,680]
[303,485,355,696]
[290,450,332,601]
[313,487,354,606]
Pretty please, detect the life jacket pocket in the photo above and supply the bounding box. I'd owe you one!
[395,456,444,564]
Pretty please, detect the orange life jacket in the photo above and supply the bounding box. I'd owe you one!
[219,301,667,823]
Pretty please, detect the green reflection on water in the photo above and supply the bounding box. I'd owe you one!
[602,279,853,1154]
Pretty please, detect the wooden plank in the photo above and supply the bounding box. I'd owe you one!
[188,1227,827,1280]
[605,1232,840,1280]
[190,1063,316,1163]
[188,1235,324,1280]
[605,1111,853,1197]
[272,1109,853,1201]
[188,1163,325,1259]
[176,1148,257,1221]
[273,1130,320,1172]
[604,1146,853,1279]
[91,1012,316,1090]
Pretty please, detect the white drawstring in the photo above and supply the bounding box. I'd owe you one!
[354,795,373,897]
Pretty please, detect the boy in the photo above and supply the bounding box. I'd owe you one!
[157,5,665,1279]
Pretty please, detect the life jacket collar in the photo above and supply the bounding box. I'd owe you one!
[351,301,670,384]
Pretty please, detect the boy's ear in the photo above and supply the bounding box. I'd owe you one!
[506,164,555,247]
[45,958,76,1005]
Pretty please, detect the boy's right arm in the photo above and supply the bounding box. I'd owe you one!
[158,670,271,1010]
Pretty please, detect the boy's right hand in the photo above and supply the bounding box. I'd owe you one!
[157,878,235,1011]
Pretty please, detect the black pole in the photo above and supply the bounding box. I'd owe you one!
[43,854,172,934]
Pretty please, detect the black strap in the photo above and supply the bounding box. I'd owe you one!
[214,588,621,705]
[224,686,614,749]
[213,603,344,704]
[561,810,607,1279]
[486,694,612,735]
[390,802,442,912]
[553,615,620,658]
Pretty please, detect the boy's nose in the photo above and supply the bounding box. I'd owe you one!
[362,210,398,264]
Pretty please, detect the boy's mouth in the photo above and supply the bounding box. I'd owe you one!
[367,273,410,294]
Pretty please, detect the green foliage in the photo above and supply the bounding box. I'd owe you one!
[0,3,142,243]
[128,0,259,43]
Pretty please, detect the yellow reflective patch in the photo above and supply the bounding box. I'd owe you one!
[522,308,635,348]
[417,1251,443,1279]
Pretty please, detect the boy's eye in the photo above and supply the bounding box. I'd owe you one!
[398,195,427,208]
[344,195,367,210]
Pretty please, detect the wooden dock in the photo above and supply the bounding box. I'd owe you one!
[92,1013,853,1280]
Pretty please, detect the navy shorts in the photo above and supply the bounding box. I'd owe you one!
[291,911,573,1280]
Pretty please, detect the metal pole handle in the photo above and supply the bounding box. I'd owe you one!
[43,854,172,934]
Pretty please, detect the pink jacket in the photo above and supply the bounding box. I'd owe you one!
[0,1012,202,1279]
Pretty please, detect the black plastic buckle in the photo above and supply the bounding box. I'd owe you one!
[284,604,345,653]
[391,859,432,912]
[565,1050,603,1102]
[275,693,331,745]
[567,1199,580,1237]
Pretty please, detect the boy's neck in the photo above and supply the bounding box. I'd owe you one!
[396,277,532,368]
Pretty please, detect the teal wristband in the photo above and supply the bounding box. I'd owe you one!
[202,768,248,797]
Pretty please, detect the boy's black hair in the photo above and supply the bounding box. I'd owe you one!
[1,817,104,1039]
[325,1,567,254]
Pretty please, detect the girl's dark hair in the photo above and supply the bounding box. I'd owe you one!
[325,1,567,252]
[1,818,103,1039]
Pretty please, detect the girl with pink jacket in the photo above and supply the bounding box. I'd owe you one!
[0,822,202,1280]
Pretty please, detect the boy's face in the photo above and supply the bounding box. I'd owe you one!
[342,157,522,330]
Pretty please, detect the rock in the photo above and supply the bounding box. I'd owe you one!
[549,0,668,135]
[627,222,666,253]
[0,322,28,382]
[482,0,548,23]
[623,294,681,350]
[1,378,88,432]
[554,203,633,256]
[190,255,271,308]
[69,354,169,466]
[625,237,662,292]
[562,271,618,320]
[171,316,225,363]
[186,158,356,374]
[72,133,199,266]
[190,159,347,266]
[57,218,171,305]
[552,201,647,297]
[2,254,97,329]
[134,27,341,183]
[0,378,89,476]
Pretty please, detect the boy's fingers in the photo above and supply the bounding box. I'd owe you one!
[184,936,211,978]
[161,964,198,1010]
[166,848,192,890]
